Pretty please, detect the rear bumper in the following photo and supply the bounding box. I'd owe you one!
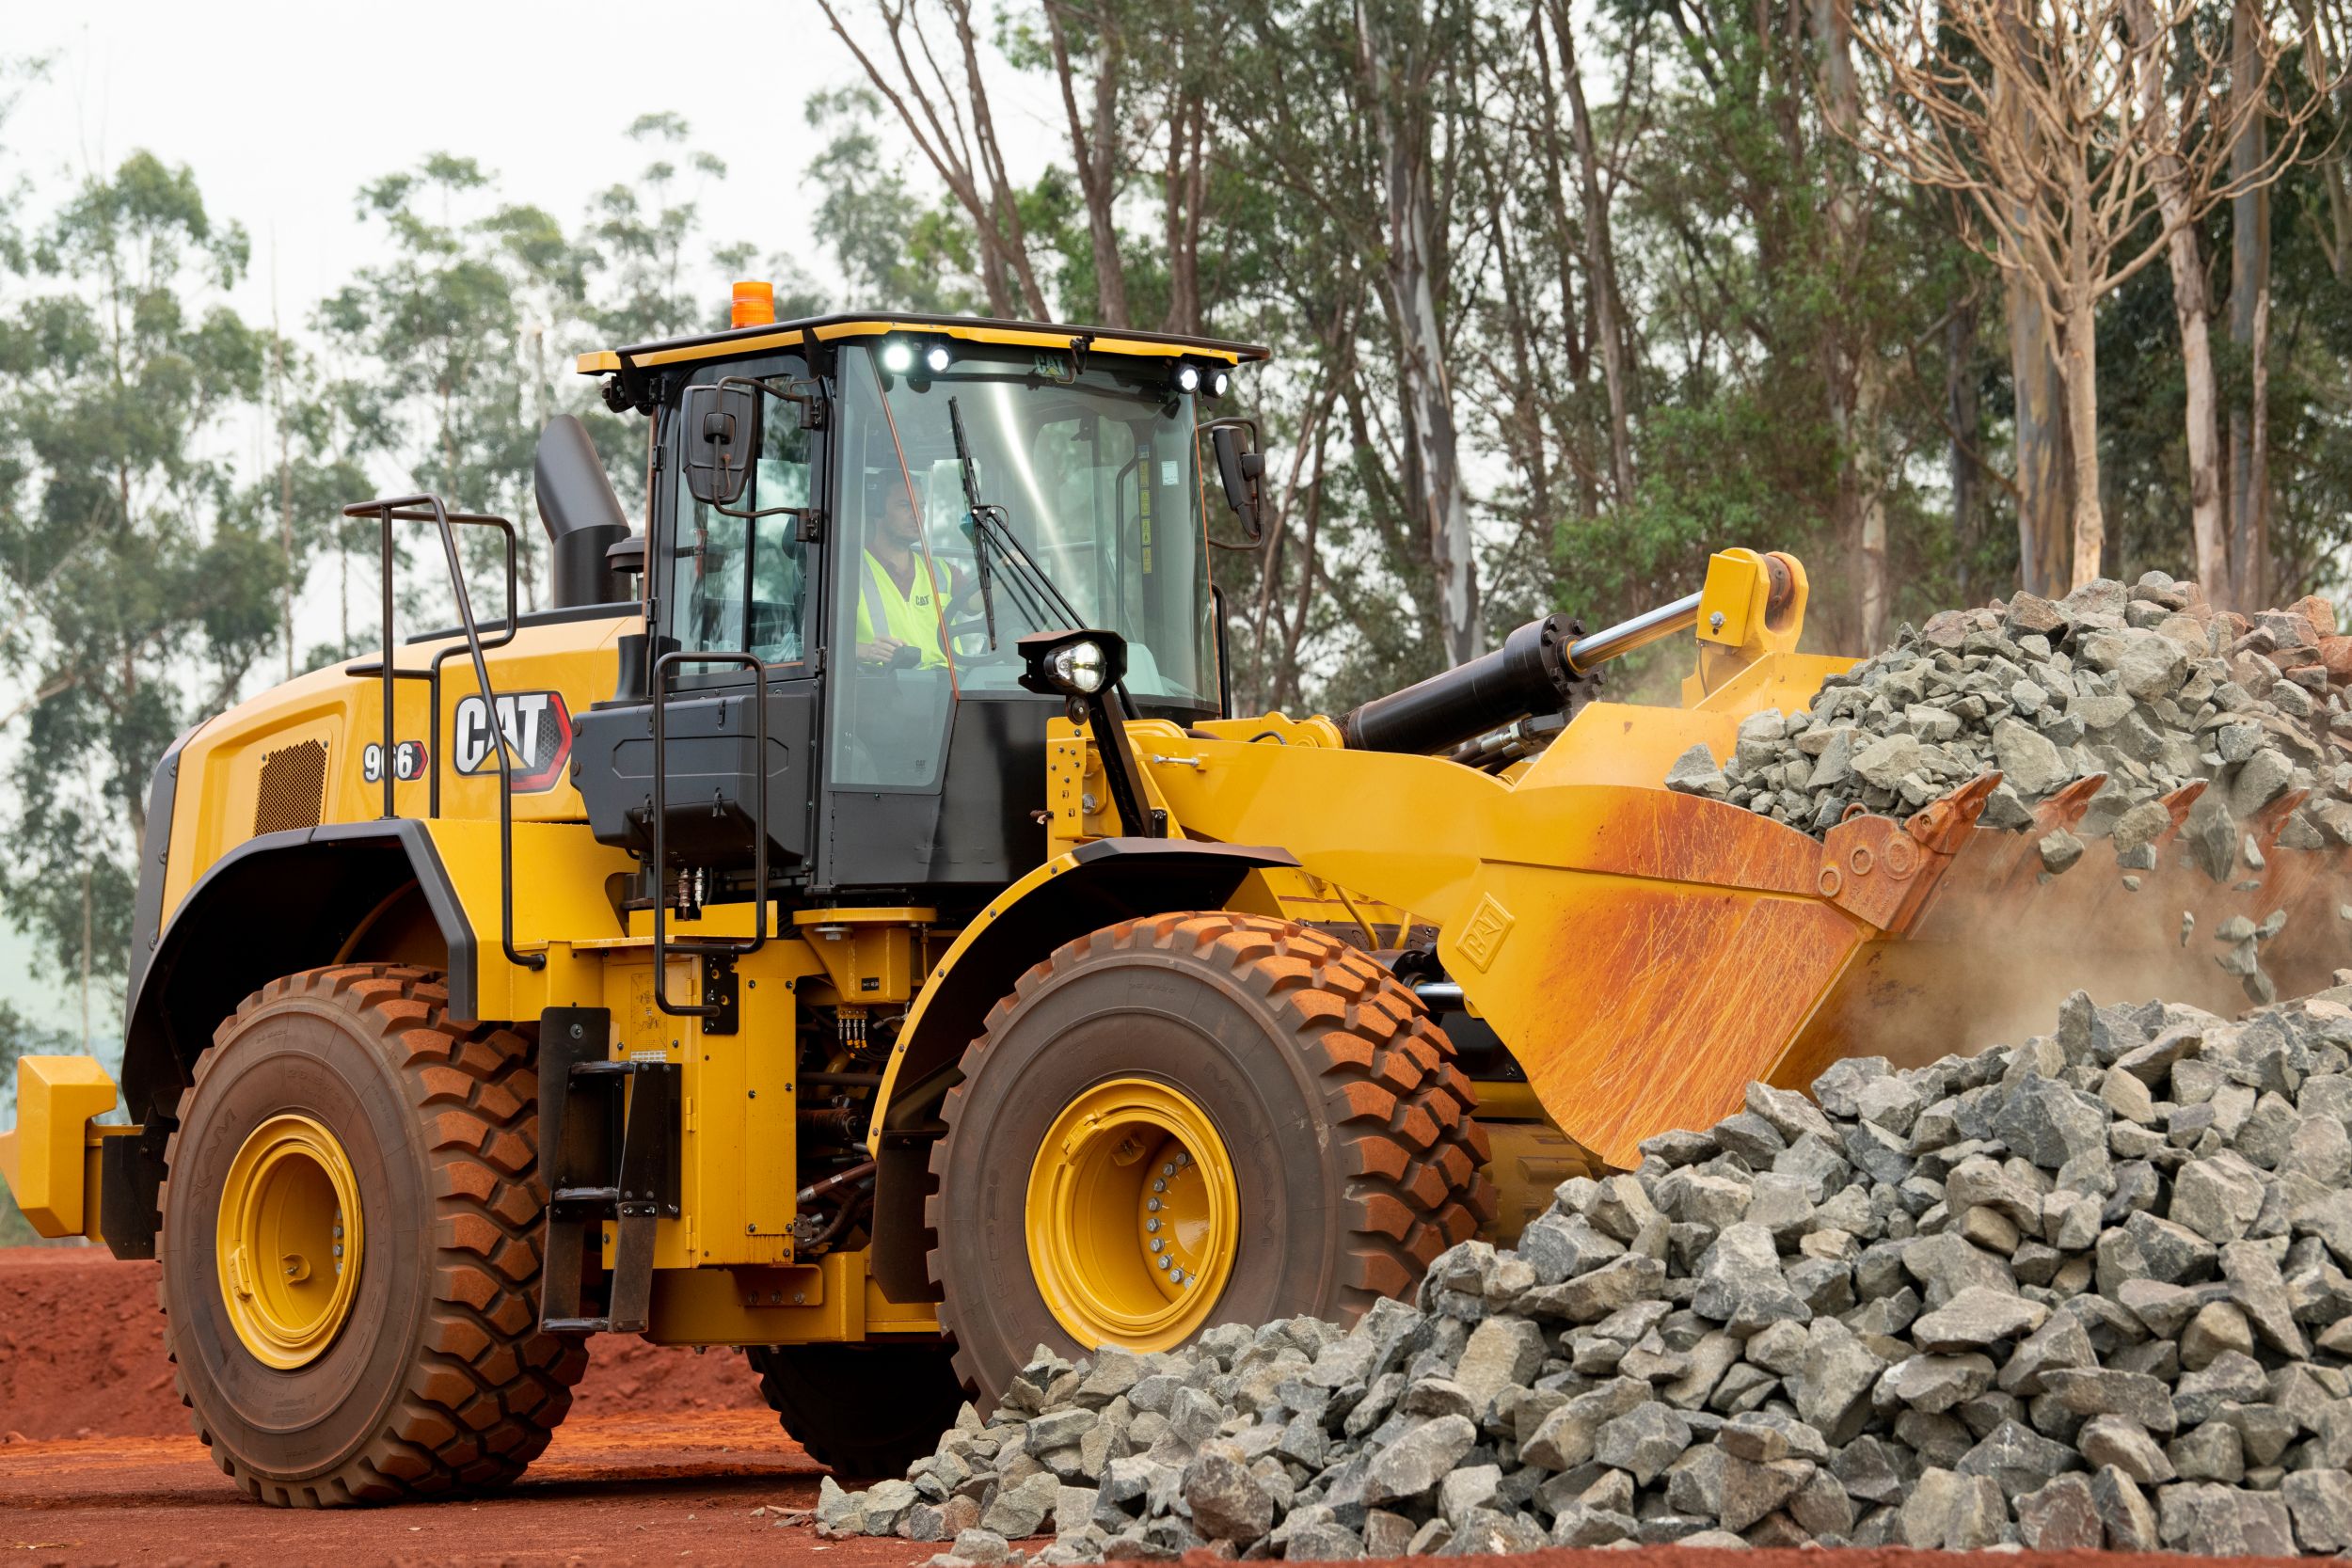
[0,1056,135,1241]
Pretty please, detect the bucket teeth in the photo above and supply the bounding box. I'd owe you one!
[2249,787,2311,855]
[2033,772,2108,833]
[1903,772,1998,853]
[2153,781,2208,844]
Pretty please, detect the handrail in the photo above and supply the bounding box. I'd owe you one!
[342,493,544,972]
[649,647,770,1020]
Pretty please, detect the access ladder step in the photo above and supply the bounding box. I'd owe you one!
[533,1006,679,1338]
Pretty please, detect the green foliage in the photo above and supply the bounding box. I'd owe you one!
[0,150,269,1001]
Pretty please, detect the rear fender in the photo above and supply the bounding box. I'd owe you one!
[864,839,1299,1302]
[111,821,474,1259]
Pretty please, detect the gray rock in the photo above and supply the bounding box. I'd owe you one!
[1692,1224,1810,1332]
[1450,1316,1545,1413]
[1594,1401,1693,1486]
[1361,1414,1476,1506]
[1665,743,1729,798]
[2076,1415,2177,1484]
[1718,1456,1816,1533]
[2038,1368,2180,1433]
[1909,1284,2048,1352]
[2282,1468,2352,1553]
[948,1528,1013,1564]
[1995,1075,2110,1169]
[1898,1467,2007,1550]
[1435,1463,1500,1527]
[2016,1472,2105,1550]
[2158,1481,2297,1557]
[2171,1152,2266,1244]
[1993,718,2072,795]
[979,1473,1059,1540]
[1901,1232,2017,1309]
[1877,1353,1995,1413]
[2094,1465,2161,1550]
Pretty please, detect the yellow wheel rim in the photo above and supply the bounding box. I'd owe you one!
[1025,1078,1238,1352]
[215,1114,365,1370]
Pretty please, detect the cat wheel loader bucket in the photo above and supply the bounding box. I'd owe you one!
[1146,550,2352,1170]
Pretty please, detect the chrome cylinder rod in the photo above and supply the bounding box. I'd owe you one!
[1565,592,1703,675]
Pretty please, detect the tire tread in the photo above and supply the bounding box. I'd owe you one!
[157,963,586,1507]
[924,912,1495,1405]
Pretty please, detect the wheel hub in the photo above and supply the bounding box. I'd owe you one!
[216,1114,364,1370]
[1025,1078,1237,1351]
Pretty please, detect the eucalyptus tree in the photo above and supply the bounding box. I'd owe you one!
[0,151,267,1020]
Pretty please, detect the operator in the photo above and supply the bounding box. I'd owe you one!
[854,476,954,668]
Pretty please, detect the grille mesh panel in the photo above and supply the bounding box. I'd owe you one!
[253,739,328,836]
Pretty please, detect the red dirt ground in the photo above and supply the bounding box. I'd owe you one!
[0,1247,2304,1566]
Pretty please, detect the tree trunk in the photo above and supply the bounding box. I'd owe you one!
[2124,0,2226,603]
[1359,1,1480,665]
[2227,0,2272,609]
[2059,294,2106,590]
[1549,0,1637,506]
[1947,299,1983,605]
[2175,230,2226,600]
[1044,2,1131,327]
[1854,354,1890,647]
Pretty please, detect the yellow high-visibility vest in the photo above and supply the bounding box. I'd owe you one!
[855,551,951,667]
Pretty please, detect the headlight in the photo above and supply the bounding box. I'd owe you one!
[1210,370,1231,398]
[881,341,914,373]
[1175,364,1201,393]
[1049,640,1107,694]
[925,343,952,373]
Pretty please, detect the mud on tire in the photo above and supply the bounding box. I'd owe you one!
[157,964,586,1506]
[926,912,1496,1406]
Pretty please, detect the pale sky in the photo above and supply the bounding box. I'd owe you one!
[2,1,1063,1037]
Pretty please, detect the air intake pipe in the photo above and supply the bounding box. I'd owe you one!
[533,415,632,609]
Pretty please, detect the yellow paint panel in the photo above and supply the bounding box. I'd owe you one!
[0,1056,120,1237]
[645,1248,941,1345]
[159,612,635,940]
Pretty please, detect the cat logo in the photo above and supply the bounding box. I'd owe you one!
[453,689,574,792]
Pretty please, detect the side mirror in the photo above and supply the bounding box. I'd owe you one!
[682,381,757,506]
[1206,419,1265,545]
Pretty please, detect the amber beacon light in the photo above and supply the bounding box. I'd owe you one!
[730,279,776,328]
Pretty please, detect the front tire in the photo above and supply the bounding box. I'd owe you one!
[927,913,1494,1405]
[157,965,585,1506]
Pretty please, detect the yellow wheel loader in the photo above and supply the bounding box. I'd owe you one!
[0,306,2328,1504]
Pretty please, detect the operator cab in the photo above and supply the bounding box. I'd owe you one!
[570,311,1269,912]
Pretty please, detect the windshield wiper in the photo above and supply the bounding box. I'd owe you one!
[946,395,1089,650]
[946,396,1000,649]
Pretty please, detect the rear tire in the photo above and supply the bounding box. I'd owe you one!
[157,964,586,1506]
[927,912,1494,1407]
[744,1340,965,1478]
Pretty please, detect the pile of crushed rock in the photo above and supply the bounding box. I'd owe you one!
[803,989,2352,1560]
[1663,574,2352,877]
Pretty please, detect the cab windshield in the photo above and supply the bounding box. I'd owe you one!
[826,341,1217,788]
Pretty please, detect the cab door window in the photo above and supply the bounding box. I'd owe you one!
[667,363,813,666]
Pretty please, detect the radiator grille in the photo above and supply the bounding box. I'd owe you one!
[253,739,328,836]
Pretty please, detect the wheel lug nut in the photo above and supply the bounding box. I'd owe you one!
[1147,1197,1161,1212]
[1146,1217,1160,1233]
[1152,1179,1166,1194]
[1161,1163,1175,1177]
[1149,1238,1163,1253]
[1157,1255,1171,1271]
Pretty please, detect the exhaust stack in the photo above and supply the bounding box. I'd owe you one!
[533,415,632,609]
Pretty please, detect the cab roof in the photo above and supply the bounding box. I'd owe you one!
[575,311,1273,377]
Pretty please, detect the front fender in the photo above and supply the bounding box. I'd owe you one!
[863,837,1299,1302]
